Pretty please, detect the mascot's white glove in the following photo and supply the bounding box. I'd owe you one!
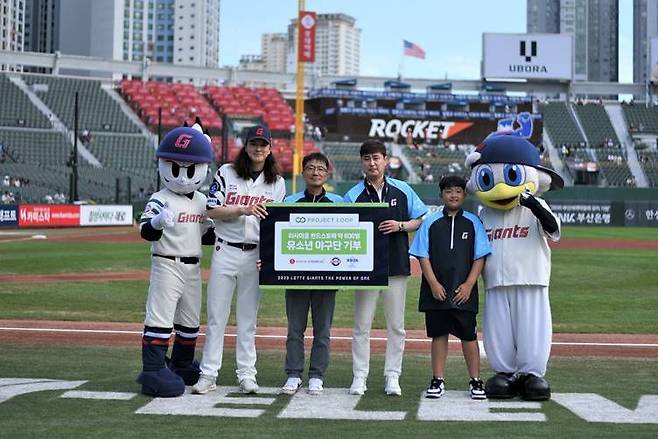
[150,205,175,230]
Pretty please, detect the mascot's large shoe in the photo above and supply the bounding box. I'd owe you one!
[485,373,519,399]
[137,367,185,397]
[518,374,551,401]
[166,357,201,386]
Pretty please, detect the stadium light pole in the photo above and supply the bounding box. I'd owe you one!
[293,0,306,194]
[156,107,162,191]
[71,91,79,203]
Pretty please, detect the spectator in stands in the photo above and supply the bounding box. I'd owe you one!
[139,187,146,198]
[44,194,54,204]
[406,127,416,149]
[2,175,9,187]
[313,126,322,141]
[424,174,434,183]
[1,191,11,203]
[81,129,91,145]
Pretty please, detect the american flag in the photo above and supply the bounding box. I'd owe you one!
[403,40,425,59]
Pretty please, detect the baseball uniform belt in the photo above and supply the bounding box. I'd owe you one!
[152,254,200,264]
[217,237,258,251]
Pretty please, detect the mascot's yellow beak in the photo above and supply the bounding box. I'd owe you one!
[476,182,536,210]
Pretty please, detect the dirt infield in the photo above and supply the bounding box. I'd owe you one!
[1,319,657,359]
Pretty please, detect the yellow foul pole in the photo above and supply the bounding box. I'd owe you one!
[293,0,305,194]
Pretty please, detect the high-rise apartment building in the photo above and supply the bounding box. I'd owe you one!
[287,13,361,76]
[261,32,287,72]
[0,0,26,71]
[633,0,658,84]
[4,0,220,70]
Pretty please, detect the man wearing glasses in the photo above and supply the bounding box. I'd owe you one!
[279,152,343,396]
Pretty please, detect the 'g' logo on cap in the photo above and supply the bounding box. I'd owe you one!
[256,128,264,136]
[174,134,193,149]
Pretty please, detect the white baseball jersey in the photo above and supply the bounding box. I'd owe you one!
[479,197,560,289]
[207,163,286,243]
[140,188,211,257]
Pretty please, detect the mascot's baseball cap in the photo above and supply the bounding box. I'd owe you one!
[156,127,213,163]
[245,125,272,145]
[470,133,564,190]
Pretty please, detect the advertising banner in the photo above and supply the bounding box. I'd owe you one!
[80,205,133,226]
[623,201,658,227]
[298,11,317,63]
[0,204,18,228]
[550,202,613,226]
[483,33,573,80]
[259,203,389,289]
[323,112,542,145]
[18,204,80,228]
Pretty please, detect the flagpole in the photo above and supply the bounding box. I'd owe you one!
[398,42,405,79]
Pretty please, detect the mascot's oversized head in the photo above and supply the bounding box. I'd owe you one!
[465,133,564,210]
[157,118,213,194]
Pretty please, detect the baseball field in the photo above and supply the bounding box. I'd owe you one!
[1,225,658,437]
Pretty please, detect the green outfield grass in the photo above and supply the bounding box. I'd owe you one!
[559,226,658,241]
[1,227,657,333]
[0,344,657,438]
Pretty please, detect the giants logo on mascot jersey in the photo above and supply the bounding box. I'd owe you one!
[486,225,529,241]
[177,212,205,223]
[225,192,273,206]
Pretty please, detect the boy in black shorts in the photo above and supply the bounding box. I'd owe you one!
[409,175,491,399]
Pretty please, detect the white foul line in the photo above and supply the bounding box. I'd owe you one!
[0,326,657,349]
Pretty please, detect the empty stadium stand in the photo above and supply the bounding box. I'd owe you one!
[593,147,635,187]
[540,102,585,147]
[120,80,222,132]
[204,86,294,132]
[0,75,51,128]
[637,149,658,187]
[405,146,468,182]
[0,128,71,165]
[23,75,141,133]
[622,104,658,134]
[321,142,364,181]
[85,132,155,170]
[572,103,620,147]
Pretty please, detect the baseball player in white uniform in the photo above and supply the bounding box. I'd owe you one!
[465,133,563,401]
[193,125,285,395]
[136,120,215,397]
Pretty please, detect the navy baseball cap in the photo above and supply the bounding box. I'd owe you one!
[156,127,213,163]
[473,133,564,190]
[245,125,272,145]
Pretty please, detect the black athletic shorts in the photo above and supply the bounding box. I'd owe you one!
[424,309,477,341]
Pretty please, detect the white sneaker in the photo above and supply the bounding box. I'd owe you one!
[385,375,402,396]
[280,377,302,395]
[191,374,216,394]
[239,377,259,394]
[349,376,367,395]
[308,378,323,395]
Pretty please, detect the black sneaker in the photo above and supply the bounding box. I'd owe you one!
[426,377,445,399]
[469,377,487,400]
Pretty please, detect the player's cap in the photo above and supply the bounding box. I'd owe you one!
[245,125,272,145]
[156,126,213,163]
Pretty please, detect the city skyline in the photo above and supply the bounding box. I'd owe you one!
[221,0,635,83]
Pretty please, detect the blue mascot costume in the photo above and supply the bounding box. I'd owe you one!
[465,133,563,401]
[136,118,215,397]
